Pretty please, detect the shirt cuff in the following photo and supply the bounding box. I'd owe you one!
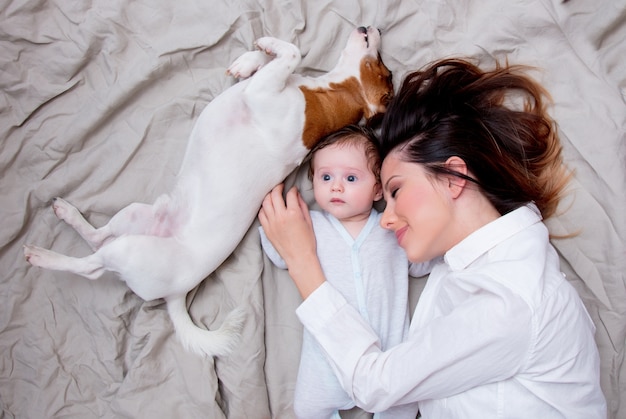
[296,281,345,330]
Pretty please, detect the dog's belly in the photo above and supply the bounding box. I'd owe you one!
[158,85,309,277]
[176,156,299,269]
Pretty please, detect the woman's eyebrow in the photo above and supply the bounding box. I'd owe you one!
[383,175,399,191]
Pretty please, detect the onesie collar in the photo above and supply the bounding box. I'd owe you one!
[326,209,379,246]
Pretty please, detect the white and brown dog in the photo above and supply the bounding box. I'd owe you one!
[24,26,393,357]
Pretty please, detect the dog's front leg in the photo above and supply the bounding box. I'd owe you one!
[245,37,301,93]
[227,50,272,79]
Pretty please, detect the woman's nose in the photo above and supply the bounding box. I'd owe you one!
[380,205,395,230]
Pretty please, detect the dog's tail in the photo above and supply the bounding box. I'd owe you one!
[165,295,246,358]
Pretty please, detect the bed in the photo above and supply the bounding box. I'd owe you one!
[1,0,624,417]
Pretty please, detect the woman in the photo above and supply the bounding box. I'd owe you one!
[258,58,606,418]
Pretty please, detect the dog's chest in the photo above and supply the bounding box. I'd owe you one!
[199,82,308,152]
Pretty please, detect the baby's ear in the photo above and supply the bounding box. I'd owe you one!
[373,183,384,201]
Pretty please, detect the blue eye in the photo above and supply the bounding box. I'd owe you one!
[322,174,331,181]
[347,175,357,182]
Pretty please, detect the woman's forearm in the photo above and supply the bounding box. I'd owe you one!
[286,250,326,299]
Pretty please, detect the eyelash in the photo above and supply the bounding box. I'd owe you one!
[321,174,357,182]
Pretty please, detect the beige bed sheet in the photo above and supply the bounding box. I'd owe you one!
[1,0,624,417]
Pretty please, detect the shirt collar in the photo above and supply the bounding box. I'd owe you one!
[444,203,543,271]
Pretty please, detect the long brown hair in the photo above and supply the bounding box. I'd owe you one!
[380,58,570,218]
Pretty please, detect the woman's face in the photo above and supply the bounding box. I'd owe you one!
[380,152,454,262]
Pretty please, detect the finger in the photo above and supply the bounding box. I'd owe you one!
[296,190,308,212]
[271,183,285,201]
[285,186,301,210]
[297,192,313,225]
[260,193,274,218]
[269,184,287,213]
[262,183,283,214]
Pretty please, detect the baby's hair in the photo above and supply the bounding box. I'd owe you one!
[306,124,382,183]
[380,58,570,218]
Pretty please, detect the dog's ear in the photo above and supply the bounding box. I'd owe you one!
[365,112,384,129]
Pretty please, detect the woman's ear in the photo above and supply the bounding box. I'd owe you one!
[444,156,468,199]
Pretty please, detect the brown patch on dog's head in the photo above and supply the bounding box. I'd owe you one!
[300,53,393,149]
[360,53,394,118]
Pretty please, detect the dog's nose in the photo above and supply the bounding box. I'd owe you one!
[357,26,367,34]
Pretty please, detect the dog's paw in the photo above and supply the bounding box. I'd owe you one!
[255,37,300,63]
[227,51,268,79]
[52,197,80,223]
[254,37,280,56]
[23,245,49,267]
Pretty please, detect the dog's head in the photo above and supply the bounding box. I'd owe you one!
[340,26,394,120]
[300,26,394,149]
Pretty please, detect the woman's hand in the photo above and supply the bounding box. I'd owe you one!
[258,184,326,299]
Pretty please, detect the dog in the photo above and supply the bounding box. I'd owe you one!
[23,26,393,357]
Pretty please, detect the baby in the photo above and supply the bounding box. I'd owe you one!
[260,125,430,419]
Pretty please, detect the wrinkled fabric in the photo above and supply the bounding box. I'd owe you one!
[0,0,624,418]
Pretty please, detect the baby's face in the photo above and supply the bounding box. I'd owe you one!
[311,143,382,222]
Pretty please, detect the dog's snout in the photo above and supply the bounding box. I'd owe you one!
[357,26,381,35]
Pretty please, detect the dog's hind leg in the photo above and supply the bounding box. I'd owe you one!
[24,245,105,280]
[25,234,200,298]
[52,198,164,251]
[50,198,104,249]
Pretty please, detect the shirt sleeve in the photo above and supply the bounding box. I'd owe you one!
[258,226,288,269]
[296,276,533,412]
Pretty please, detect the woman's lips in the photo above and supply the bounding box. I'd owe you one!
[395,226,408,245]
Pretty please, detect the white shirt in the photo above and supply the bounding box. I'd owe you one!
[297,204,607,418]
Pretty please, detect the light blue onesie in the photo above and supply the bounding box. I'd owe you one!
[260,209,430,419]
